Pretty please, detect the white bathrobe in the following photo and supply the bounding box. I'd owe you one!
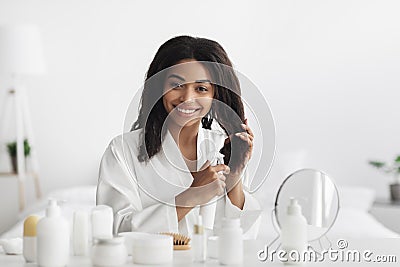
[96,122,262,239]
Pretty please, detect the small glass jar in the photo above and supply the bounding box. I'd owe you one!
[91,236,127,267]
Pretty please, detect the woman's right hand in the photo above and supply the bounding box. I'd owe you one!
[175,161,230,207]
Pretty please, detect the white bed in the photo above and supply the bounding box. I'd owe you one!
[1,185,398,243]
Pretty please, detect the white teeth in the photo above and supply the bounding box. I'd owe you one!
[177,107,197,114]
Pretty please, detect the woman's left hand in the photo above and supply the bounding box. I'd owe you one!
[235,118,254,164]
[224,118,254,180]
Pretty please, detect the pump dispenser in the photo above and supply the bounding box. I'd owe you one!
[280,198,308,265]
[37,199,70,267]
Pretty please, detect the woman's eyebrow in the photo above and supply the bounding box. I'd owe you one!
[167,74,185,81]
[194,79,212,84]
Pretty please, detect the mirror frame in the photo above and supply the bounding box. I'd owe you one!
[274,168,341,242]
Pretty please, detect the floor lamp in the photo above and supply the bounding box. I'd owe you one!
[0,24,46,210]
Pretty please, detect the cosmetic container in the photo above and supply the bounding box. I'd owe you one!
[280,198,308,265]
[73,210,89,256]
[92,236,127,267]
[218,218,243,265]
[192,214,206,262]
[37,199,70,267]
[23,215,39,262]
[91,205,113,239]
[131,233,173,265]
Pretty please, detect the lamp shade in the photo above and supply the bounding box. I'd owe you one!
[0,24,46,75]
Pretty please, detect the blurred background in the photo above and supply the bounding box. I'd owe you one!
[0,0,399,235]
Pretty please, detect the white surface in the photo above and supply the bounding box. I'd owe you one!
[0,1,399,199]
[0,24,46,75]
[1,239,400,266]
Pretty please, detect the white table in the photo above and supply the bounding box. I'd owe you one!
[1,239,400,266]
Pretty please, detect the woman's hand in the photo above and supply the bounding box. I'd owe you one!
[190,161,230,205]
[225,118,254,179]
[175,161,230,208]
[235,118,254,166]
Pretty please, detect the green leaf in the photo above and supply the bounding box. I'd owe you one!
[395,155,400,163]
[368,161,385,168]
[6,139,31,157]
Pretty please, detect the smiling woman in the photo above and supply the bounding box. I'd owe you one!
[96,36,262,238]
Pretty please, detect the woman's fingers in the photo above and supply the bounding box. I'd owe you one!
[242,120,254,138]
[217,172,226,181]
[235,132,253,146]
[212,164,230,174]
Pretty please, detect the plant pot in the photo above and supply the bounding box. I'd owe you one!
[10,156,17,174]
[389,183,400,202]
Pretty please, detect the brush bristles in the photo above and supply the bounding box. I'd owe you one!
[158,232,191,250]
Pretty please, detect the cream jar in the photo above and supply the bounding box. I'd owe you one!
[131,233,173,265]
[91,236,127,267]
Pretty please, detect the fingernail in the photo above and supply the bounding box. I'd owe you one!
[235,132,241,136]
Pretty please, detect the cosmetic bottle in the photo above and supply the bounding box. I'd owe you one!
[280,198,308,265]
[192,214,206,262]
[91,205,113,239]
[23,215,39,262]
[37,199,70,267]
[73,210,89,256]
[218,218,243,265]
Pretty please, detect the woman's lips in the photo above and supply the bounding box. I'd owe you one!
[173,105,202,117]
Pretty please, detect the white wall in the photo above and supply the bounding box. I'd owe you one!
[0,0,399,203]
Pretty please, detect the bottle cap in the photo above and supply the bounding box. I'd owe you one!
[23,215,39,237]
[46,199,61,217]
[287,197,302,215]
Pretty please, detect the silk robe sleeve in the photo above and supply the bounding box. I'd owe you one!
[96,136,179,234]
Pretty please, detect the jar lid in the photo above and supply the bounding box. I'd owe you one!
[131,233,172,247]
[96,236,125,245]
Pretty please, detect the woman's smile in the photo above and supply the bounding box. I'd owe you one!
[173,104,202,117]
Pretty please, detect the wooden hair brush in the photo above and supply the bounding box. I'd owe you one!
[158,232,191,250]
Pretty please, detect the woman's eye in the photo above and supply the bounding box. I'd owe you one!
[170,82,183,89]
[197,86,208,92]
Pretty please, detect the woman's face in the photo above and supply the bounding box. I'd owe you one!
[163,59,214,128]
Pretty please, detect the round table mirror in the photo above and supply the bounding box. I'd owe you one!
[274,169,340,241]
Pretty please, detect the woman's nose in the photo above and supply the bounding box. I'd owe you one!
[179,85,196,102]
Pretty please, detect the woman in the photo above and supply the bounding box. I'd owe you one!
[96,36,262,238]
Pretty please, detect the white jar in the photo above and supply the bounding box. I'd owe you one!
[218,218,243,265]
[91,236,127,267]
[37,200,69,267]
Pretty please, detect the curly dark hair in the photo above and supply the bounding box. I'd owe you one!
[132,36,248,173]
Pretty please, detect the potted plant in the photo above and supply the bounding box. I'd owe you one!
[6,139,31,174]
[368,155,400,202]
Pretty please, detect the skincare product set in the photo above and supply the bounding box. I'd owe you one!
[192,214,244,265]
[18,201,178,266]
